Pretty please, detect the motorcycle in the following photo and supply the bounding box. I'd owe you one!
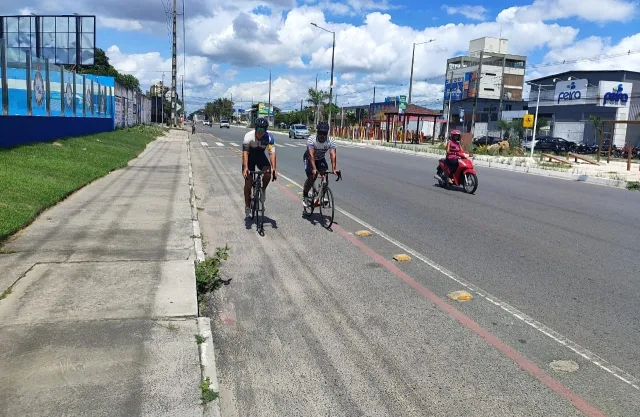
[435,151,479,194]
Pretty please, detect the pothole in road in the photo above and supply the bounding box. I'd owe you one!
[549,359,579,373]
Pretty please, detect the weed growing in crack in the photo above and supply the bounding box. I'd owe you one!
[0,286,13,300]
[195,334,208,344]
[627,181,640,191]
[196,244,231,300]
[200,377,219,404]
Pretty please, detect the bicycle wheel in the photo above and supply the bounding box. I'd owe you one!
[254,187,265,234]
[319,186,335,229]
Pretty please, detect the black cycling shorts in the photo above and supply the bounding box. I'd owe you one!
[242,150,271,175]
[303,153,328,175]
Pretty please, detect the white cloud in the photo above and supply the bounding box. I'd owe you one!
[98,17,144,31]
[497,0,637,23]
[442,5,488,21]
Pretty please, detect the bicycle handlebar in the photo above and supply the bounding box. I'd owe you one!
[314,170,342,181]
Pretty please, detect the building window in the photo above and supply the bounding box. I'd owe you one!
[484,88,495,91]
[486,72,496,76]
[506,105,512,111]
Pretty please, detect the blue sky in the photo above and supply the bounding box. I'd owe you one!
[8,0,640,112]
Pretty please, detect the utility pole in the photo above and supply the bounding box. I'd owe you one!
[182,0,186,121]
[161,73,165,125]
[470,49,484,136]
[171,0,178,127]
[300,99,303,123]
[181,75,184,122]
[497,53,507,121]
[315,75,319,125]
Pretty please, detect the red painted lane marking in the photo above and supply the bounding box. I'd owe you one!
[273,181,607,417]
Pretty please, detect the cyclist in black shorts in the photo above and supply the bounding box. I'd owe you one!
[242,117,277,218]
[302,121,338,207]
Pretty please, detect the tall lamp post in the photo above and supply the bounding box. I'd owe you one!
[311,22,336,128]
[527,77,565,158]
[315,71,329,126]
[408,39,435,104]
[257,65,272,125]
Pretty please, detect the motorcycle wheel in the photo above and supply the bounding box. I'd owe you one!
[436,166,446,188]
[462,172,478,194]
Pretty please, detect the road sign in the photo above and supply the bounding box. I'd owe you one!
[523,114,534,128]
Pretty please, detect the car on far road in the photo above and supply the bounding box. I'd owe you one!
[220,119,230,128]
[289,124,310,139]
[203,120,211,126]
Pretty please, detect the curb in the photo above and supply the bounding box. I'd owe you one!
[334,139,630,190]
[187,132,205,262]
[197,317,222,417]
[187,132,222,417]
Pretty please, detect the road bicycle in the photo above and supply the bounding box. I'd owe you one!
[249,171,266,235]
[302,170,342,229]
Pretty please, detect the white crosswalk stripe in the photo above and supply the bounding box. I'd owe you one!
[200,142,209,146]
[285,143,298,147]
[230,143,239,147]
[216,142,225,147]
[275,143,284,147]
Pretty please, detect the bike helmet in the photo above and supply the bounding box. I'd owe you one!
[450,129,461,141]
[316,121,330,142]
[255,117,269,130]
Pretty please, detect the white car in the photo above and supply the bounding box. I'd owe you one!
[202,120,211,126]
[220,119,230,128]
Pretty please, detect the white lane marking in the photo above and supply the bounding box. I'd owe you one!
[277,171,640,390]
[275,144,284,147]
[200,142,209,147]
[230,143,239,147]
[285,143,298,147]
[215,142,225,147]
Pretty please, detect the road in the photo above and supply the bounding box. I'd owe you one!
[192,124,640,417]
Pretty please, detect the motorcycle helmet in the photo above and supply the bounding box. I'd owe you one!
[450,129,461,142]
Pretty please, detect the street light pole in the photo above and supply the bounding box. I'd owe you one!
[408,39,435,104]
[311,23,336,129]
[257,65,272,125]
[528,79,558,159]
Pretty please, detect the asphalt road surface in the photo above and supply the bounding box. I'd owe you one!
[191,124,640,417]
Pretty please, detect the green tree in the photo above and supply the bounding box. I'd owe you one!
[307,88,329,121]
[496,119,510,139]
[536,116,549,134]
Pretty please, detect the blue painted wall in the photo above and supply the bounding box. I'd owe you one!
[0,116,115,149]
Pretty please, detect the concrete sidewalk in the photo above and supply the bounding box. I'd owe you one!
[0,130,207,417]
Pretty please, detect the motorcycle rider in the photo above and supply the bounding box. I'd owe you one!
[444,129,463,182]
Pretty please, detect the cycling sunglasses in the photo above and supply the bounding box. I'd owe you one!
[255,127,267,133]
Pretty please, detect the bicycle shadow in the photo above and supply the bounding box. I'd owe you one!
[301,211,337,232]
[245,215,278,231]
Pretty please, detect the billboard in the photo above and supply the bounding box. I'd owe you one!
[553,78,587,105]
[257,102,273,116]
[444,76,463,101]
[598,81,632,108]
[0,15,96,65]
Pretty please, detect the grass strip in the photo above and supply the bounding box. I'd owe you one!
[0,125,167,241]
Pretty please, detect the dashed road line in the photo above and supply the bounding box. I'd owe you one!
[276,172,639,391]
[215,142,225,147]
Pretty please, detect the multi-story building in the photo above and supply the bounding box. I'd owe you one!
[443,37,528,137]
[150,82,165,97]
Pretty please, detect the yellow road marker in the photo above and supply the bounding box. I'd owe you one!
[286,184,295,188]
[393,254,410,262]
[447,290,473,302]
[355,230,372,237]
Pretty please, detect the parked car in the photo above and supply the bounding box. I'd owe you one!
[473,136,503,147]
[220,119,230,128]
[289,124,310,139]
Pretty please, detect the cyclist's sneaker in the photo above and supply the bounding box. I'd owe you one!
[302,196,309,208]
[245,207,251,218]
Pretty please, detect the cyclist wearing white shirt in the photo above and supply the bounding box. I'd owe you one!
[242,117,277,218]
[302,121,338,207]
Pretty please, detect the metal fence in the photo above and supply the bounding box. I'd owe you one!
[0,39,151,126]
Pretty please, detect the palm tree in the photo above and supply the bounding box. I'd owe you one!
[497,119,510,139]
[307,88,329,123]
